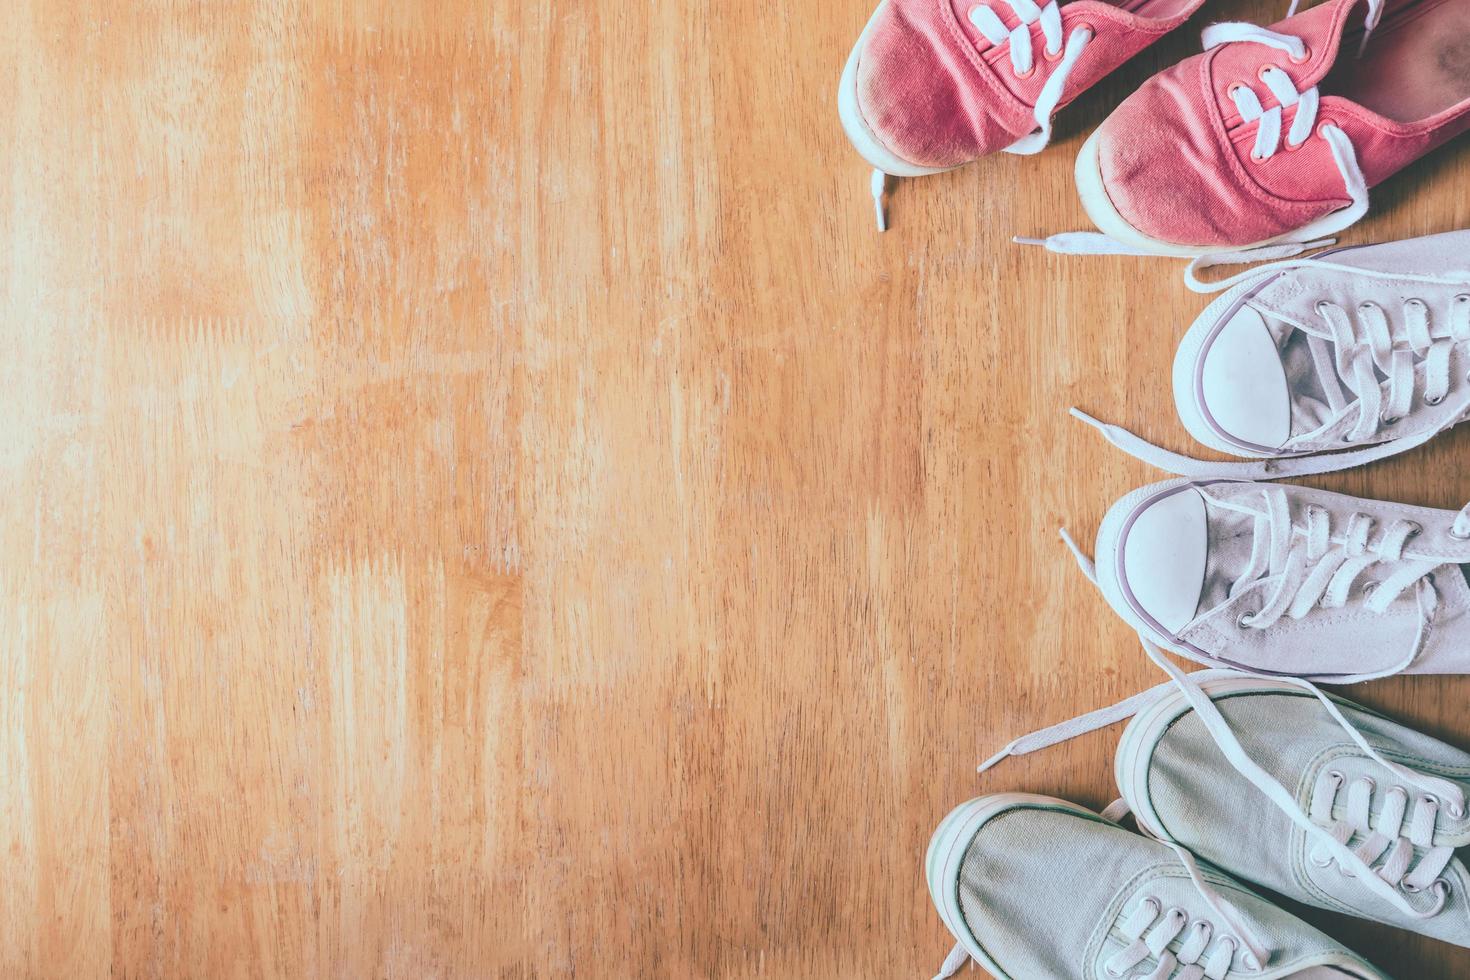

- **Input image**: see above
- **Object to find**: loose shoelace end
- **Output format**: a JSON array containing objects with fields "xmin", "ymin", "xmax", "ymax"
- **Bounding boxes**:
[
  {"xmin": 932, "ymin": 942, "xmax": 970, "ymax": 980},
  {"xmin": 871, "ymin": 169, "xmax": 888, "ymax": 232},
  {"xmin": 1058, "ymin": 527, "xmax": 1098, "ymax": 585}
]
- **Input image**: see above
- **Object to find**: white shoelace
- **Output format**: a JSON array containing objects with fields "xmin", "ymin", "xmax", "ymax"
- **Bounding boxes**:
[
  {"xmin": 1308, "ymin": 768, "xmax": 1458, "ymax": 899},
  {"xmin": 978, "ymin": 631, "xmax": 1467, "ymax": 926},
  {"xmin": 1105, "ymin": 895, "xmax": 1247, "ymax": 979},
  {"xmin": 1021, "ymin": 6, "xmax": 1383, "ymax": 281},
  {"xmin": 871, "ymin": 0, "xmax": 1092, "ymax": 230},
  {"xmin": 969, "ymin": 0, "xmax": 1095, "ymax": 156}
]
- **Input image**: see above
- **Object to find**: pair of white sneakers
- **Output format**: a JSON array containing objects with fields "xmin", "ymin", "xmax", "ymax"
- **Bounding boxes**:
[
  {"xmin": 1080, "ymin": 229, "xmax": 1470, "ymax": 683},
  {"xmin": 927, "ymin": 230, "xmax": 1470, "ymax": 977},
  {"xmin": 930, "ymin": 671, "xmax": 1470, "ymax": 979}
]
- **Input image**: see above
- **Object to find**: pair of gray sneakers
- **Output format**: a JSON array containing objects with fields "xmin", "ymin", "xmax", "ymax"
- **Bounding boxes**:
[{"xmin": 928, "ymin": 675, "xmax": 1470, "ymax": 979}]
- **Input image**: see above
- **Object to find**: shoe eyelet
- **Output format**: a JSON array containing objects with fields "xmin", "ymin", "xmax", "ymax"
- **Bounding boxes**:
[
  {"xmin": 1451, "ymin": 526, "xmax": 1470, "ymax": 540},
  {"xmin": 1314, "ymin": 300, "xmax": 1332, "ymax": 315},
  {"xmin": 1402, "ymin": 879, "xmax": 1423, "ymax": 893},
  {"xmin": 1310, "ymin": 850, "xmax": 1334, "ymax": 868},
  {"xmin": 1250, "ymin": 150, "xmax": 1267, "ymax": 163},
  {"xmin": 1328, "ymin": 769, "xmax": 1345, "ymax": 783},
  {"xmin": 1315, "ymin": 121, "xmax": 1334, "ymax": 139},
  {"xmin": 1290, "ymin": 44, "xmax": 1312, "ymax": 64},
  {"xmin": 1257, "ymin": 65, "xmax": 1276, "ymax": 82},
  {"xmin": 1237, "ymin": 610, "xmax": 1256, "ymax": 629},
  {"xmin": 1363, "ymin": 582, "xmax": 1378, "ymax": 599},
  {"xmin": 1014, "ymin": 64, "xmax": 1036, "ymax": 79},
  {"xmin": 1381, "ymin": 414, "xmax": 1400, "ymax": 426},
  {"xmin": 1405, "ymin": 520, "xmax": 1423, "ymax": 538},
  {"xmin": 1450, "ymin": 803, "xmax": 1466, "ymax": 819},
  {"xmin": 1228, "ymin": 82, "xmax": 1246, "ymax": 97},
  {"xmin": 1425, "ymin": 393, "xmax": 1445, "ymax": 406}
]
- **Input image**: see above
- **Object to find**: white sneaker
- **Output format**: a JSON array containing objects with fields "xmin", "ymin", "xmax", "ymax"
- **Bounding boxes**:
[
  {"xmin": 926, "ymin": 792, "xmax": 1389, "ymax": 978},
  {"xmin": 1074, "ymin": 231, "xmax": 1470, "ymax": 480},
  {"xmin": 1076, "ymin": 477, "xmax": 1470, "ymax": 682},
  {"xmin": 1114, "ymin": 674, "xmax": 1470, "ymax": 950}
]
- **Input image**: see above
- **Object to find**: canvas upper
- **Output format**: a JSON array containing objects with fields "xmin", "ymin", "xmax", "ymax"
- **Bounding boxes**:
[
  {"xmin": 1119, "ymin": 682, "xmax": 1470, "ymax": 949},
  {"xmin": 1087, "ymin": 0, "xmax": 1470, "ymax": 249},
  {"xmin": 1093, "ymin": 478, "xmax": 1470, "ymax": 681},
  {"xmin": 927, "ymin": 793, "xmax": 1389, "ymax": 978},
  {"xmin": 842, "ymin": 0, "xmax": 1206, "ymax": 171}
]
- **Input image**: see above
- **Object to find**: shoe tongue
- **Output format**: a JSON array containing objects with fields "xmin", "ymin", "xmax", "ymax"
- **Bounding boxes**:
[
  {"xmin": 1269, "ymin": 315, "xmax": 1339, "ymax": 438},
  {"xmin": 1200, "ymin": 496, "xmax": 1260, "ymax": 610}
]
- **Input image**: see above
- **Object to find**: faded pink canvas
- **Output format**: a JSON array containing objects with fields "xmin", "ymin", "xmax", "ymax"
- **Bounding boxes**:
[
  {"xmin": 841, "ymin": 0, "xmax": 1208, "ymax": 172},
  {"xmin": 1087, "ymin": 0, "xmax": 1470, "ymax": 249}
]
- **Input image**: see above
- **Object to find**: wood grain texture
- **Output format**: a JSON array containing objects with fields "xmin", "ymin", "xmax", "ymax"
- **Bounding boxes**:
[{"xmin": 1, "ymin": 0, "xmax": 1467, "ymax": 976}]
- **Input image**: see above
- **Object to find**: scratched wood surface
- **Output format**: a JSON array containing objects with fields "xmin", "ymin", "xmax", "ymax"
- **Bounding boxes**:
[{"xmin": 1, "ymin": 0, "xmax": 1468, "ymax": 976}]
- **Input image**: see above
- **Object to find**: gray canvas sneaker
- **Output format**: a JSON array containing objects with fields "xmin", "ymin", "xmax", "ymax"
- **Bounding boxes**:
[
  {"xmin": 926, "ymin": 792, "xmax": 1390, "ymax": 979},
  {"xmin": 1079, "ymin": 477, "xmax": 1470, "ymax": 682},
  {"xmin": 1072, "ymin": 231, "xmax": 1470, "ymax": 480},
  {"xmin": 1114, "ymin": 675, "xmax": 1470, "ymax": 950}
]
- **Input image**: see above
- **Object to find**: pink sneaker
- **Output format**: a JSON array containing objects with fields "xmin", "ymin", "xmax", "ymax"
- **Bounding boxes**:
[
  {"xmin": 838, "ymin": 0, "xmax": 1209, "ymax": 228},
  {"xmin": 1074, "ymin": 0, "xmax": 1470, "ymax": 256}
]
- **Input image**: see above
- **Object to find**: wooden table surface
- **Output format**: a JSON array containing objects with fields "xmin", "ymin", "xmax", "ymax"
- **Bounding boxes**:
[{"xmin": 3, "ymin": 0, "xmax": 1468, "ymax": 976}]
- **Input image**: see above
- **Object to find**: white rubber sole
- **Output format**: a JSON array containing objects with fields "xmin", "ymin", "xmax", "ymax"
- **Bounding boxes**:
[
  {"xmin": 924, "ymin": 793, "xmax": 1107, "ymax": 980},
  {"xmin": 837, "ymin": 2, "xmax": 960, "ymax": 178}
]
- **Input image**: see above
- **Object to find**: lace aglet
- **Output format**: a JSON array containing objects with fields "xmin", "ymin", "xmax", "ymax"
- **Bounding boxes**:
[
  {"xmin": 1013, "ymin": 236, "xmax": 1048, "ymax": 248},
  {"xmin": 977, "ymin": 740, "xmax": 1018, "ymax": 774},
  {"xmin": 1059, "ymin": 527, "xmax": 1099, "ymax": 585},
  {"xmin": 870, "ymin": 169, "xmax": 888, "ymax": 232},
  {"xmin": 1069, "ymin": 406, "xmax": 1107, "ymax": 430}
]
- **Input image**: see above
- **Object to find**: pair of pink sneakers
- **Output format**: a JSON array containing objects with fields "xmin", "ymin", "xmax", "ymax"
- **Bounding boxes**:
[{"xmin": 839, "ymin": 0, "xmax": 1470, "ymax": 257}]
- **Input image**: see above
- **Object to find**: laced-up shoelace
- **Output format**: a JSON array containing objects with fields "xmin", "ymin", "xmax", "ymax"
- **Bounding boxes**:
[
  {"xmin": 1216, "ymin": 486, "xmax": 1446, "ymax": 681},
  {"xmin": 932, "ymin": 787, "xmax": 1271, "ymax": 979},
  {"xmin": 1070, "ymin": 260, "xmax": 1470, "ymax": 480},
  {"xmin": 1308, "ymin": 768, "xmax": 1458, "ymax": 904},
  {"xmin": 1018, "ymin": 0, "xmax": 1383, "ymax": 281},
  {"xmin": 979, "ymin": 533, "xmax": 1469, "ymax": 929},
  {"xmin": 870, "ymin": 0, "xmax": 1093, "ymax": 230},
  {"xmin": 1105, "ymin": 897, "xmax": 1247, "ymax": 980}
]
